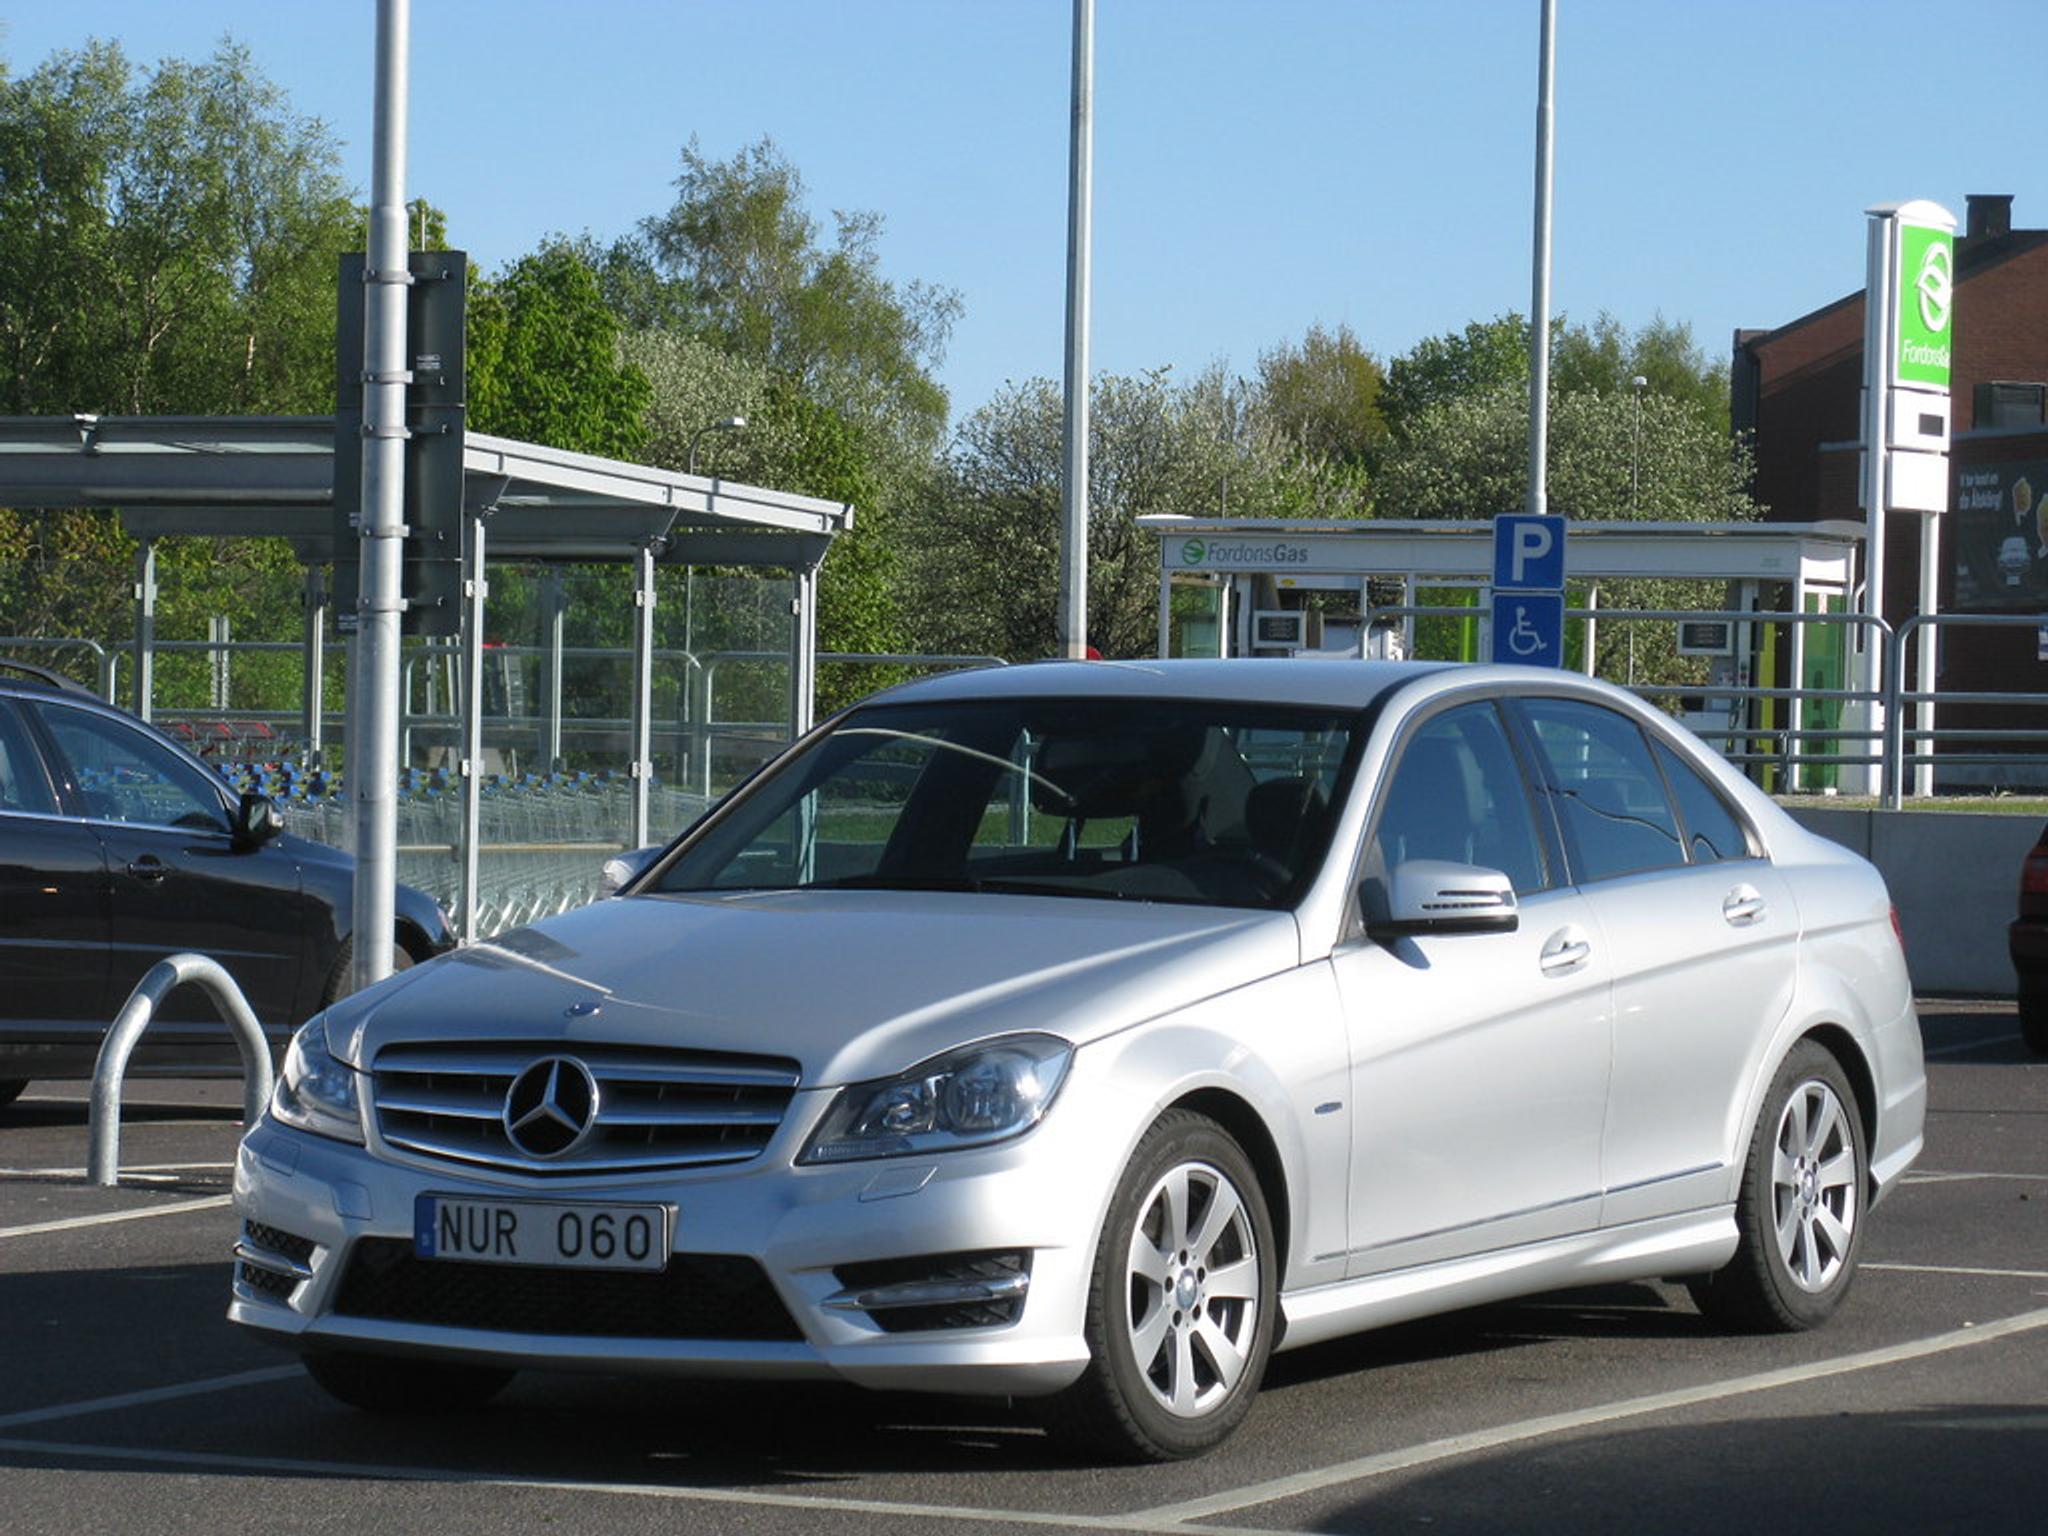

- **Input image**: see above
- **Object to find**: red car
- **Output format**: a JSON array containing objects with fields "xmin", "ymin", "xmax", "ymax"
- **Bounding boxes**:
[{"xmin": 2013, "ymin": 823, "xmax": 2048, "ymax": 1055}]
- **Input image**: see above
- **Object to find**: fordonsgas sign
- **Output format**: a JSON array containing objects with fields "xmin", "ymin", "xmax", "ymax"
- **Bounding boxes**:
[
  {"xmin": 1896, "ymin": 221, "xmax": 1954, "ymax": 390},
  {"xmin": 1177, "ymin": 538, "xmax": 1312, "ymax": 568}
]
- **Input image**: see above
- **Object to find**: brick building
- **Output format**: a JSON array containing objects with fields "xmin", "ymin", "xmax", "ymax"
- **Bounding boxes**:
[{"xmin": 1733, "ymin": 194, "xmax": 2048, "ymax": 782}]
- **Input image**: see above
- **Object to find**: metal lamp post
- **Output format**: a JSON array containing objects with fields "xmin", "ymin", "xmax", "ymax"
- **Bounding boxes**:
[
  {"xmin": 1630, "ymin": 374, "xmax": 1648, "ymax": 513},
  {"xmin": 688, "ymin": 415, "xmax": 747, "ymax": 476}
]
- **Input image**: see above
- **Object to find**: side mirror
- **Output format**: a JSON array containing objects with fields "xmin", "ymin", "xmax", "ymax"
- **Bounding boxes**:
[
  {"xmin": 1364, "ymin": 859, "xmax": 1518, "ymax": 940},
  {"xmin": 233, "ymin": 791, "xmax": 283, "ymax": 849},
  {"xmin": 601, "ymin": 844, "xmax": 662, "ymax": 896}
]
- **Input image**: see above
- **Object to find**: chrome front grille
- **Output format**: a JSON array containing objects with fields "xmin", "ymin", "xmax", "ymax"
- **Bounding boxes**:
[{"xmin": 370, "ymin": 1041, "xmax": 801, "ymax": 1175}]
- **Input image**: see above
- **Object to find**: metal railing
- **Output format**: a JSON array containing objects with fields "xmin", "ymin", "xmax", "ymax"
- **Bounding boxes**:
[{"xmin": 88, "ymin": 954, "xmax": 274, "ymax": 1187}]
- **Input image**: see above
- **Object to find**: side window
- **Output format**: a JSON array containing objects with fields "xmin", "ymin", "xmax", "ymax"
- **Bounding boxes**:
[
  {"xmin": 0, "ymin": 701, "xmax": 58, "ymax": 814},
  {"xmin": 1372, "ymin": 702, "xmax": 1548, "ymax": 895},
  {"xmin": 1653, "ymin": 740, "xmax": 1754, "ymax": 863},
  {"xmin": 31, "ymin": 704, "xmax": 231, "ymax": 833},
  {"xmin": 1520, "ymin": 698, "xmax": 1684, "ymax": 883}
]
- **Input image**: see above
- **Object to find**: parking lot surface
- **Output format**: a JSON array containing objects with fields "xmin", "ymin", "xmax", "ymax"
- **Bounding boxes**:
[{"xmin": 2, "ymin": 1001, "xmax": 2042, "ymax": 1535}]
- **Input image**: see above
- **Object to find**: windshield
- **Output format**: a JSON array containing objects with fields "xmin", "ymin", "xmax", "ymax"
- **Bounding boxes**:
[{"xmin": 650, "ymin": 697, "xmax": 1363, "ymax": 909}]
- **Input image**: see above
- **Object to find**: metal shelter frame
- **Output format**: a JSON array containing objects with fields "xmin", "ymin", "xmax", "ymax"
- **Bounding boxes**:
[{"xmin": 0, "ymin": 414, "xmax": 851, "ymax": 941}]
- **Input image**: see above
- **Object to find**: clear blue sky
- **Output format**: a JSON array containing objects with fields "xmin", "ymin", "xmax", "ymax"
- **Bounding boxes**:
[{"xmin": 4, "ymin": 1, "xmax": 2043, "ymax": 422}]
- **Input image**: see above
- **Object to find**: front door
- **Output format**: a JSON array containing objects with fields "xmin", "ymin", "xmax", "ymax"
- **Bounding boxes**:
[
  {"xmin": 31, "ymin": 701, "xmax": 306, "ymax": 1033},
  {"xmin": 1332, "ymin": 699, "xmax": 1613, "ymax": 1277}
]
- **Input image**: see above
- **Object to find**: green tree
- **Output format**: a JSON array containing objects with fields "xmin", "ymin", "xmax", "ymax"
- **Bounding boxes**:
[
  {"xmin": 0, "ymin": 39, "xmax": 357, "ymax": 679},
  {"xmin": 1382, "ymin": 314, "xmax": 1531, "ymax": 437},
  {"xmin": 467, "ymin": 241, "xmax": 651, "ymax": 458},
  {"xmin": 1254, "ymin": 322, "xmax": 1386, "ymax": 486},
  {"xmin": 639, "ymin": 137, "xmax": 961, "ymax": 468}
]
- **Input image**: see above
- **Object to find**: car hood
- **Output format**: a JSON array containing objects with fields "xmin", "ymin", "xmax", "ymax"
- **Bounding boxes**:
[{"xmin": 329, "ymin": 890, "xmax": 1300, "ymax": 1085}]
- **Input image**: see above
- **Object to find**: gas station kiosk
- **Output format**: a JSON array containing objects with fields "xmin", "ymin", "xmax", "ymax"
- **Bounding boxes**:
[{"xmin": 1143, "ymin": 515, "xmax": 1866, "ymax": 784}]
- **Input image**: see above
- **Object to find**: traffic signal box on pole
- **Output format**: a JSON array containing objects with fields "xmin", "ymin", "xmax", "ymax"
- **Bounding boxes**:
[{"xmin": 334, "ymin": 251, "xmax": 468, "ymax": 637}]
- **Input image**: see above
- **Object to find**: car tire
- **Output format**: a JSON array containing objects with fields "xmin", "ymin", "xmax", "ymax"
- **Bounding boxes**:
[
  {"xmin": 1689, "ymin": 1040, "xmax": 1866, "ymax": 1333},
  {"xmin": 0, "ymin": 1079, "xmax": 27, "ymax": 1109},
  {"xmin": 302, "ymin": 1350, "xmax": 513, "ymax": 1414},
  {"xmin": 1043, "ymin": 1109, "xmax": 1276, "ymax": 1462},
  {"xmin": 320, "ymin": 936, "xmax": 415, "ymax": 1009},
  {"xmin": 2020, "ymin": 993, "xmax": 2048, "ymax": 1057}
]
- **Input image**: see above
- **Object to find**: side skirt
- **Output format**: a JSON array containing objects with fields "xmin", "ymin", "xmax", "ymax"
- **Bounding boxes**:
[{"xmin": 1277, "ymin": 1207, "xmax": 1739, "ymax": 1352}]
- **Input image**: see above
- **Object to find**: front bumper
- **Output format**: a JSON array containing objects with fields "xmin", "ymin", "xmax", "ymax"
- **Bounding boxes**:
[{"xmin": 228, "ymin": 1087, "xmax": 1114, "ymax": 1398}]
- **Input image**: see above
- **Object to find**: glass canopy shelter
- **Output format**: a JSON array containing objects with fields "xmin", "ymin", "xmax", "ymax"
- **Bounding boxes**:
[{"xmin": 0, "ymin": 414, "xmax": 851, "ymax": 939}]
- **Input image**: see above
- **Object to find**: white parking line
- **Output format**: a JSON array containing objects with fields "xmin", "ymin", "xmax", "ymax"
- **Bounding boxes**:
[
  {"xmin": 1129, "ymin": 1305, "xmax": 2048, "ymax": 1526},
  {"xmin": 0, "ymin": 1367, "xmax": 302, "ymax": 1431},
  {"xmin": 0, "ymin": 1195, "xmax": 232, "ymax": 1239},
  {"xmin": 0, "ymin": 1437, "xmax": 1299, "ymax": 1536},
  {"xmin": 0, "ymin": 1163, "xmax": 234, "ymax": 1179},
  {"xmin": 1903, "ymin": 1169, "xmax": 2048, "ymax": 1184},
  {"xmin": 1924, "ymin": 1034, "xmax": 2020, "ymax": 1058},
  {"xmin": 1866, "ymin": 1261, "xmax": 2048, "ymax": 1279}
]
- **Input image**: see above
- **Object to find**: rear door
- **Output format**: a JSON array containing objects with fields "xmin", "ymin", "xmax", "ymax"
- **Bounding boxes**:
[
  {"xmin": 1513, "ymin": 697, "xmax": 1798, "ymax": 1227},
  {"xmin": 29, "ymin": 701, "xmax": 307, "ymax": 1031},
  {"xmin": 0, "ymin": 697, "xmax": 110, "ymax": 1030}
]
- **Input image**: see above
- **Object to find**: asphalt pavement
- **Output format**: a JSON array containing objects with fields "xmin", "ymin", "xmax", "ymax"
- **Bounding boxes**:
[{"xmin": 0, "ymin": 1000, "xmax": 2041, "ymax": 1535}]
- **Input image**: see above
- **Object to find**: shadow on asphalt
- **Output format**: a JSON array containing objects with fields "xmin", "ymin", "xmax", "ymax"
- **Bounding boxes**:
[{"xmin": 1315, "ymin": 1401, "xmax": 2048, "ymax": 1536}]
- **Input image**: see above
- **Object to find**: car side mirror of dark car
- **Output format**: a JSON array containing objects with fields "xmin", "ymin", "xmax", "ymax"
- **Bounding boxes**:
[
  {"xmin": 233, "ymin": 791, "xmax": 283, "ymax": 849},
  {"xmin": 1362, "ymin": 859, "xmax": 1519, "ymax": 940}
]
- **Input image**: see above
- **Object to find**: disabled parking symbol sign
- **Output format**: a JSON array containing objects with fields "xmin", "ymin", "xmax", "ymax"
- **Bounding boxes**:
[{"xmin": 1490, "ymin": 591, "xmax": 1564, "ymax": 668}]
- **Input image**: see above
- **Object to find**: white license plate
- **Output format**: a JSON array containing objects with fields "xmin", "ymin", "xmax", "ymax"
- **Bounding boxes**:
[{"xmin": 413, "ymin": 1194, "xmax": 671, "ymax": 1272}]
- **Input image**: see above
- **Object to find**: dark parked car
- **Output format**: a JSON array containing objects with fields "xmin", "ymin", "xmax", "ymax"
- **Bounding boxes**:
[
  {"xmin": 0, "ymin": 661, "xmax": 453, "ymax": 1105},
  {"xmin": 2011, "ymin": 821, "xmax": 2048, "ymax": 1056}
]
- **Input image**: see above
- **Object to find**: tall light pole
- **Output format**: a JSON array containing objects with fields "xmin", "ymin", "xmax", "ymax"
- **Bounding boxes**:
[
  {"xmin": 684, "ymin": 416, "xmax": 746, "ymax": 666},
  {"xmin": 1057, "ymin": 0, "xmax": 1094, "ymax": 660},
  {"xmin": 351, "ymin": 0, "xmax": 410, "ymax": 992},
  {"xmin": 1630, "ymin": 374, "xmax": 1648, "ymax": 513},
  {"xmin": 1525, "ymin": 0, "xmax": 1557, "ymax": 521}
]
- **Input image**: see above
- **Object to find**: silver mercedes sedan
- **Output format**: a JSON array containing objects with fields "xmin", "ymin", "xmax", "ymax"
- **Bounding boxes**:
[{"xmin": 230, "ymin": 660, "xmax": 1925, "ymax": 1460}]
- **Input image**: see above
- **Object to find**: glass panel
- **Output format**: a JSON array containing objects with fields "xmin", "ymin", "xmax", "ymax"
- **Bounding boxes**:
[
  {"xmin": 35, "ymin": 702, "xmax": 229, "ymax": 833},
  {"xmin": 655, "ymin": 698, "xmax": 1364, "ymax": 910},
  {"xmin": 1654, "ymin": 741, "xmax": 1753, "ymax": 864},
  {"xmin": 1522, "ymin": 697, "xmax": 1685, "ymax": 883},
  {"xmin": 1370, "ymin": 703, "xmax": 1549, "ymax": 895},
  {"xmin": 0, "ymin": 700, "xmax": 57, "ymax": 815}
]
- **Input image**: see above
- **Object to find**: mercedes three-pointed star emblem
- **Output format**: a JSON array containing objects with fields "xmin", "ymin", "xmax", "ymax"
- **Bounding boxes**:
[{"xmin": 502, "ymin": 1056, "xmax": 600, "ymax": 1159}]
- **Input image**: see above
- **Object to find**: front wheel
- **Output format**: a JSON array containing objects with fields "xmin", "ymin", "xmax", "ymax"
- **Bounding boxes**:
[
  {"xmin": 1044, "ymin": 1110, "xmax": 1276, "ymax": 1461},
  {"xmin": 303, "ymin": 1350, "xmax": 513, "ymax": 1413},
  {"xmin": 1689, "ymin": 1041, "xmax": 1866, "ymax": 1332}
]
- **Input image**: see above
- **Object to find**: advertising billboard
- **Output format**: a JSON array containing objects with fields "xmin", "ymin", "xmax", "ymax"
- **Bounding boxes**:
[{"xmin": 1954, "ymin": 461, "xmax": 2048, "ymax": 609}]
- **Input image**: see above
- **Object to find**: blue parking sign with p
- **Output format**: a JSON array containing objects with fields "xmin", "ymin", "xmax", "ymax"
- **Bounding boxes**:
[{"xmin": 1493, "ymin": 514, "xmax": 1566, "ymax": 591}]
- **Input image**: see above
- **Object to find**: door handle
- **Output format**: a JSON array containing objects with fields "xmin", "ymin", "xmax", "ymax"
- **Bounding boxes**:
[
  {"xmin": 1723, "ymin": 885, "xmax": 1766, "ymax": 926},
  {"xmin": 1539, "ymin": 928, "xmax": 1592, "ymax": 975},
  {"xmin": 126, "ymin": 856, "xmax": 169, "ymax": 884}
]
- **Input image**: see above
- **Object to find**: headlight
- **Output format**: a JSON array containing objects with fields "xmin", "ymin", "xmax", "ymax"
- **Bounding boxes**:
[
  {"xmin": 798, "ymin": 1034, "xmax": 1073, "ymax": 1165},
  {"xmin": 271, "ymin": 1017, "xmax": 365, "ymax": 1144}
]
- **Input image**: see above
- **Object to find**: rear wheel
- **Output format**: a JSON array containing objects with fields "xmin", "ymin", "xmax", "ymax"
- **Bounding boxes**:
[
  {"xmin": 0, "ymin": 1079, "xmax": 27, "ymax": 1109},
  {"xmin": 1689, "ymin": 1041, "xmax": 1866, "ymax": 1332},
  {"xmin": 2019, "ymin": 993, "xmax": 2048, "ymax": 1057},
  {"xmin": 1043, "ymin": 1109, "xmax": 1276, "ymax": 1461},
  {"xmin": 303, "ymin": 1350, "xmax": 513, "ymax": 1413}
]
